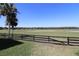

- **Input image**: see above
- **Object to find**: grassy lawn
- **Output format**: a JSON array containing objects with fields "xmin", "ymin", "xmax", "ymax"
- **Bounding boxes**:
[
  {"xmin": 0, "ymin": 40, "xmax": 79, "ymax": 56},
  {"xmin": 0, "ymin": 40, "xmax": 33, "ymax": 56},
  {"xmin": 0, "ymin": 29, "xmax": 79, "ymax": 56},
  {"xmin": 32, "ymin": 42, "xmax": 79, "ymax": 56}
]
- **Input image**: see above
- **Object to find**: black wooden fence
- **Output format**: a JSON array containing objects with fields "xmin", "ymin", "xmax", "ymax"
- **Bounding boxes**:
[{"xmin": 0, "ymin": 33, "xmax": 79, "ymax": 45}]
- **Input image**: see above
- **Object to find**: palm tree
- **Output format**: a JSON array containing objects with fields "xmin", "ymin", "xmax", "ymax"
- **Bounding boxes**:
[
  {"xmin": 0, "ymin": 3, "xmax": 18, "ymax": 38},
  {"xmin": 10, "ymin": 12, "xmax": 18, "ymax": 37}
]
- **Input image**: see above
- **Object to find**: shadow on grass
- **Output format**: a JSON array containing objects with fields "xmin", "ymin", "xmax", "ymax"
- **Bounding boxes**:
[{"xmin": 0, "ymin": 38, "xmax": 23, "ymax": 51}]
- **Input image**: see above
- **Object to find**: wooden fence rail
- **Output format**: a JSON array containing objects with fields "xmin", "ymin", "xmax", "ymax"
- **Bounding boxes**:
[
  {"xmin": 0, "ymin": 33, "xmax": 79, "ymax": 45},
  {"xmin": 31, "ymin": 35, "xmax": 79, "ymax": 45}
]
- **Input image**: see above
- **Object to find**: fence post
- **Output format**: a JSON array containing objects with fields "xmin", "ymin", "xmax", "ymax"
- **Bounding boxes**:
[
  {"xmin": 67, "ymin": 37, "xmax": 70, "ymax": 45},
  {"xmin": 33, "ymin": 35, "xmax": 35, "ymax": 41},
  {"xmin": 21, "ymin": 34, "xmax": 23, "ymax": 40},
  {"xmin": 48, "ymin": 36, "xmax": 50, "ymax": 42}
]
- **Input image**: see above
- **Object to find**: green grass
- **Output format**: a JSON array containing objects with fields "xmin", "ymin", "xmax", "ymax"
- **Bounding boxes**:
[
  {"xmin": 0, "ymin": 29, "xmax": 79, "ymax": 56},
  {"xmin": 0, "ymin": 40, "xmax": 33, "ymax": 56},
  {"xmin": 1, "ymin": 29, "xmax": 79, "ymax": 37},
  {"xmin": 32, "ymin": 42, "xmax": 79, "ymax": 56}
]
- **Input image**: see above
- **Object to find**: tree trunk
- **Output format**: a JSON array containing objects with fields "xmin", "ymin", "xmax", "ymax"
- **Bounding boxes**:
[
  {"xmin": 12, "ymin": 26, "xmax": 14, "ymax": 38},
  {"xmin": 8, "ymin": 23, "xmax": 10, "ymax": 38}
]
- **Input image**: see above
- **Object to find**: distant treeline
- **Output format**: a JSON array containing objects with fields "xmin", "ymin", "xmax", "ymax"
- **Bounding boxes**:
[{"xmin": 1, "ymin": 27, "xmax": 79, "ymax": 30}]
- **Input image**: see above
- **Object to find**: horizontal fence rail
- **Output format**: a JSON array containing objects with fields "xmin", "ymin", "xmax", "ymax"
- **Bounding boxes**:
[{"xmin": 0, "ymin": 33, "xmax": 79, "ymax": 46}]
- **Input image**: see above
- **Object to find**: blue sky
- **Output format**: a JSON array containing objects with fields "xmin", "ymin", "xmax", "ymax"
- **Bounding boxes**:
[{"xmin": 1, "ymin": 3, "xmax": 79, "ymax": 27}]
